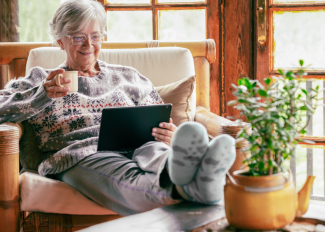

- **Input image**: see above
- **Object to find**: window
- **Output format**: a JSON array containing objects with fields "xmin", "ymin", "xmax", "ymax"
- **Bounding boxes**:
[
  {"xmin": 257, "ymin": 0, "xmax": 325, "ymax": 200},
  {"xmin": 103, "ymin": 0, "xmax": 207, "ymax": 41},
  {"xmin": 18, "ymin": 0, "xmax": 60, "ymax": 42}
]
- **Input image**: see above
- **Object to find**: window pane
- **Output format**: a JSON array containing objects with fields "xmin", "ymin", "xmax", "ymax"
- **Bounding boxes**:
[
  {"xmin": 296, "ymin": 146, "xmax": 307, "ymax": 191},
  {"xmin": 107, "ymin": 11, "xmax": 152, "ymax": 41},
  {"xmin": 158, "ymin": 9, "xmax": 206, "ymax": 40},
  {"xmin": 158, "ymin": 0, "xmax": 205, "ymax": 3},
  {"xmin": 312, "ymin": 80, "xmax": 324, "ymax": 137},
  {"xmin": 19, "ymin": 0, "xmax": 60, "ymax": 42},
  {"xmin": 298, "ymin": 80, "xmax": 324, "ymax": 137},
  {"xmin": 297, "ymin": 145, "xmax": 325, "ymax": 196},
  {"xmin": 273, "ymin": 0, "xmax": 325, "ymax": 4},
  {"xmin": 273, "ymin": 11, "xmax": 325, "ymax": 70},
  {"xmin": 105, "ymin": 0, "xmax": 150, "ymax": 4}
]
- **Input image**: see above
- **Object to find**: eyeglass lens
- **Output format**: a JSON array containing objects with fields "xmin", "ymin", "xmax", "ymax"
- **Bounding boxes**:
[{"xmin": 72, "ymin": 34, "xmax": 103, "ymax": 45}]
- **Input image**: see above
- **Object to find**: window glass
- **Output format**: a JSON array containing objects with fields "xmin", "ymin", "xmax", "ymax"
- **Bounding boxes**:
[
  {"xmin": 106, "ymin": 0, "xmax": 150, "ymax": 4},
  {"xmin": 273, "ymin": 0, "xmax": 325, "ymax": 4},
  {"xmin": 158, "ymin": 9, "xmax": 205, "ymax": 40},
  {"xmin": 157, "ymin": 0, "xmax": 205, "ymax": 3},
  {"xmin": 296, "ymin": 146, "xmax": 325, "ymax": 195},
  {"xmin": 19, "ymin": 0, "xmax": 60, "ymax": 42},
  {"xmin": 295, "ymin": 147, "xmax": 307, "ymax": 191},
  {"xmin": 273, "ymin": 10, "xmax": 325, "ymax": 70},
  {"xmin": 107, "ymin": 11, "xmax": 152, "ymax": 41},
  {"xmin": 312, "ymin": 80, "xmax": 324, "ymax": 137}
]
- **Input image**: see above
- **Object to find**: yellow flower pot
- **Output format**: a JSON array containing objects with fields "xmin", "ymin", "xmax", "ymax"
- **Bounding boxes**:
[{"xmin": 224, "ymin": 170, "xmax": 315, "ymax": 230}]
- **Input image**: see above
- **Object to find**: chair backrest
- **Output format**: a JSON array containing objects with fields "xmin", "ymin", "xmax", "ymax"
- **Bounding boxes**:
[{"xmin": 26, "ymin": 47, "xmax": 195, "ymax": 87}]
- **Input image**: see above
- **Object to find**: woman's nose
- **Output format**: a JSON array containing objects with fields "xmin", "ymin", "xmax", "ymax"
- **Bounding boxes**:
[{"xmin": 83, "ymin": 36, "xmax": 93, "ymax": 48}]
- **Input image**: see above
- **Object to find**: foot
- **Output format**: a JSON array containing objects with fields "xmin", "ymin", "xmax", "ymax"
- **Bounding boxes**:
[
  {"xmin": 168, "ymin": 122, "xmax": 209, "ymax": 186},
  {"xmin": 179, "ymin": 134, "xmax": 236, "ymax": 205}
]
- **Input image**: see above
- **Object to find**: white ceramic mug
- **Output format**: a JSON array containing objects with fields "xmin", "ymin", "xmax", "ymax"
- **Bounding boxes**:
[{"xmin": 54, "ymin": 71, "xmax": 78, "ymax": 92}]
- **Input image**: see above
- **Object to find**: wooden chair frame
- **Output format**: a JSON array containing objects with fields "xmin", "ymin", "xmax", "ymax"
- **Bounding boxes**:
[{"xmin": 0, "ymin": 40, "xmax": 231, "ymax": 232}]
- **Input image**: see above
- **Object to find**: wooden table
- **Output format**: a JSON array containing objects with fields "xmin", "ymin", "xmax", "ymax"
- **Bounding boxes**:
[{"xmin": 76, "ymin": 201, "xmax": 325, "ymax": 232}]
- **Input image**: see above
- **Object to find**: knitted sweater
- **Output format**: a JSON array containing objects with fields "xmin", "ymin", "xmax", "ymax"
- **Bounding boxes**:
[{"xmin": 0, "ymin": 60, "xmax": 163, "ymax": 176}]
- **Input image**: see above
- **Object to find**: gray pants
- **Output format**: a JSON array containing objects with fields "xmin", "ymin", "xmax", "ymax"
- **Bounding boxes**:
[{"xmin": 54, "ymin": 141, "xmax": 181, "ymax": 216}]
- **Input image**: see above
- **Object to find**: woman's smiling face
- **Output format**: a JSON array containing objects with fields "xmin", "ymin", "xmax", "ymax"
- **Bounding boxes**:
[{"xmin": 58, "ymin": 20, "xmax": 102, "ymax": 71}]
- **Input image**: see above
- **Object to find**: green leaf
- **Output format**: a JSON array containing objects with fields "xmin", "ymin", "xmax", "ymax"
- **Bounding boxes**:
[
  {"xmin": 286, "ymin": 71, "xmax": 294, "ymax": 78},
  {"xmin": 301, "ymin": 89, "xmax": 308, "ymax": 95},
  {"xmin": 264, "ymin": 78, "xmax": 271, "ymax": 85},
  {"xmin": 238, "ymin": 79, "xmax": 243, "ymax": 86},
  {"xmin": 258, "ymin": 162, "xmax": 265, "ymax": 171},
  {"xmin": 300, "ymin": 129, "xmax": 307, "ymax": 134},
  {"xmin": 267, "ymin": 140, "xmax": 273, "ymax": 149},
  {"xmin": 258, "ymin": 89, "xmax": 267, "ymax": 98},
  {"xmin": 299, "ymin": 60, "xmax": 304, "ymax": 67},
  {"xmin": 278, "ymin": 69, "xmax": 284, "ymax": 75},
  {"xmin": 296, "ymin": 70, "xmax": 305, "ymax": 76},
  {"xmin": 300, "ymin": 106, "xmax": 307, "ymax": 111},
  {"xmin": 244, "ymin": 78, "xmax": 252, "ymax": 89}
]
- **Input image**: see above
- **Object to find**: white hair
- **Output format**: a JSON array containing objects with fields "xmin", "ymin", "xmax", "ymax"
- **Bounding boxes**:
[{"xmin": 48, "ymin": 0, "xmax": 106, "ymax": 44}]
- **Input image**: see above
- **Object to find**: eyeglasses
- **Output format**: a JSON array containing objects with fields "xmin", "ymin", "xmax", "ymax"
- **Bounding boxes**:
[{"xmin": 66, "ymin": 33, "xmax": 104, "ymax": 45}]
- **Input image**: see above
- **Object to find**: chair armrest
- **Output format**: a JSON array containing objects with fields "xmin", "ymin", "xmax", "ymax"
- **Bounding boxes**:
[
  {"xmin": 195, "ymin": 106, "xmax": 231, "ymax": 138},
  {"xmin": 1, "ymin": 122, "xmax": 24, "ymax": 140},
  {"xmin": 0, "ymin": 122, "xmax": 21, "ymax": 232}
]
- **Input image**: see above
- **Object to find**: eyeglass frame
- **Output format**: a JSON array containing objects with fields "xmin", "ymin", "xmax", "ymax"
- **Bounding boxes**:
[{"xmin": 66, "ymin": 33, "xmax": 106, "ymax": 45}]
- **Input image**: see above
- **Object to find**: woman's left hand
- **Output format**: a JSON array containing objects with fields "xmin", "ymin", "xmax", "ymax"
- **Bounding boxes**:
[{"xmin": 152, "ymin": 118, "xmax": 177, "ymax": 146}]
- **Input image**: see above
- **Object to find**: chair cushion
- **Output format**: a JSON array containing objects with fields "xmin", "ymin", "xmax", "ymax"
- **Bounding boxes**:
[
  {"xmin": 26, "ymin": 47, "xmax": 195, "ymax": 87},
  {"xmin": 156, "ymin": 75, "xmax": 196, "ymax": 127},
  {"xmin": 20, "ymin": 171, "xmax": 117, "ymax": 215}
]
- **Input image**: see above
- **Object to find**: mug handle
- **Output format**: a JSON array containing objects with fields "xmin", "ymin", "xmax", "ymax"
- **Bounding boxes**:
[{"xmin": 54, "ymin": 74, "xmax": 64, "ymax": 87}]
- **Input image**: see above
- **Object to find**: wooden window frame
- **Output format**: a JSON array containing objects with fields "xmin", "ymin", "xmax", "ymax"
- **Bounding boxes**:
[
  {"xmin": 99, "ymin": 0, "xmax": 208, "ymax": 40},
  {"xmin": 256, "ymin": 0, "xmax": 325, "ymax": 83}
]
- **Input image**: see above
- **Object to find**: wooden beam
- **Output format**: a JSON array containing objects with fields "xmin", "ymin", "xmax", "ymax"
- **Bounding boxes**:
[
  {"xmin": 0, "ymin": 0, "xmax": 19, "ymax": 42},
  {"xmin": 207, "ymin": 0, "xmax": 221, "ymax": 115},
  {"xmin": 255, "ymin": 0, "xmax": 270, "ymax": 83},
  {"xmin": 224, "ymin": 0, "xmax": 253, "ymax": 118}
]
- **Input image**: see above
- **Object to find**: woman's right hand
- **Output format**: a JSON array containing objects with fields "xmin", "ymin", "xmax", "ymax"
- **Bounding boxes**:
[{"xmin": 43, "ymin": 69, "xmax": 71, "ymax": 98}]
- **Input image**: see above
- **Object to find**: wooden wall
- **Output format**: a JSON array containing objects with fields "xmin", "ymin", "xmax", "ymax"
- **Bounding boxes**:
[
  {"xmin": 0, "ymin": 0, "xmax": 19, "ymax": 90},
  {"xmin": 223, "ymin": 0, "xmax": 254, "ymax": 118},
  {"xmin": 0, "ymin": 0, "xmax": 19, "ymax": 42},
  {"xmin": 208, "ymin": 0, "xmax": 254, "ymax": 118}
]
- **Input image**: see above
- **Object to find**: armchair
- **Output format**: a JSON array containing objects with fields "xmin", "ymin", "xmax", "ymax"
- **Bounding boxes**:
[{"xmin": 0, "ymin": 40, "xmax": 231, "ymax": 232}]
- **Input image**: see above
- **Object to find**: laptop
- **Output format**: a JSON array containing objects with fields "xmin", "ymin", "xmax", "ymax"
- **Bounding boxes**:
[{"xmin": 97, "ymin": 104, "xmax": 172, "ymax": 153}]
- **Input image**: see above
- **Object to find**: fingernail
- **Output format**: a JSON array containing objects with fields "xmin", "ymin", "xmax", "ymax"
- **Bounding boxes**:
[
  {"xmin": 152, "ymin": 133, "xmax": 156, "ymax": 136},
  {"xmin": 153, "ymin": 128, "xmax": 156, "ymax": 132},
  {"xmin": 160, "ymin": 123, "xmax": 163, "ymax": 127},
  {"xmin": 64, "ymin": 78, "xmax": 71, "ymax": 82},
  {"xmin": 64, "ymin": 87, "xmax": 69, "ymax": 91}
]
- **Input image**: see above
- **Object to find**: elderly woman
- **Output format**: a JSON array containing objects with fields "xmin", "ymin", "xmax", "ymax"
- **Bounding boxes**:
[{"xmin": 0, "ymin": 0, "xmax": 235, "ymax": 215}]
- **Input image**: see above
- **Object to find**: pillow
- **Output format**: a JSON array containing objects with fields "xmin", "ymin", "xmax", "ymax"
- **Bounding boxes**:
[{"xmin": 155, "ymin": 75, "xmax": 196, "ymax": 127}]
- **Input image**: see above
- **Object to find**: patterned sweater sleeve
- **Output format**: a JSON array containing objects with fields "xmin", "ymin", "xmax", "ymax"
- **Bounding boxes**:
[
  {"xmin": 0, "ymin": 67, "xmax": 53, "ymax": 124},
  {"xmin": 134, "ymin": 72, "xmax": 164, "ymax": 106}
]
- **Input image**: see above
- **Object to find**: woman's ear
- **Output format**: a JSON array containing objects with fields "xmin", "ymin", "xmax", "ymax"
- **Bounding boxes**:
[{"xmin": 57, "ymin": 39, "xmax": 64, "ymax": 50}]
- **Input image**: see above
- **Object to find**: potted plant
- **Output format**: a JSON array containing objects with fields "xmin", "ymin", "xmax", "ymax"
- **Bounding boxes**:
[{"xmin": 224, "ymin": 60, "xmax": 319, "ymax": 230}]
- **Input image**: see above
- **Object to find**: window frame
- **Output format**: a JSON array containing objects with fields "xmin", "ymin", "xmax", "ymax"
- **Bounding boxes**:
[{"xmin": 100, "ymin": 0, "xmax": 208, "ymax": 40}]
